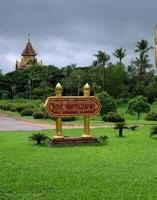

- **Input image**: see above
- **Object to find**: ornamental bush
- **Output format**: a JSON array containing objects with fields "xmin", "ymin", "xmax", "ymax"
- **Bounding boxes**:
[
  {"xmin": 150, "ymin": 125, "xmax": 157, "ymax": 139},
  {"xmin": 102, "ymin": 112, "xmax": 125, "ymax": 122},
  {"xmin": 9, "ymin": 105, "xmax": 17, "ymax": 112},
  {"xmin": 15, "ymin": 104, "xmax": 27, "ymax": 113},
  {"xmin": 20, "ymin": 107, "xmax": 35, "ymax": 116},
  {"xmin": 97, "ymin": 92, "xmax": 117, "ymax": 116},
  {"xmin": 1, "ymin": 104, "xmax": 11, "ymax": 111},
  {"xmin": 33, "ymin": 111, "xmax": 47, "ymax": 119},
  {"xmin": 128, "ymin": 96, "xmax": 151, "ymax": 120},
  {"xmin": 145, "ymin": 112, "xmax": 157, "ymax": 121}
]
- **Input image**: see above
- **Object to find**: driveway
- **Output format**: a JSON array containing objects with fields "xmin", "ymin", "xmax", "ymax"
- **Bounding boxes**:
[{"xmin": 0, "ymin": 115, "xmax": 90, "ymax": 131}]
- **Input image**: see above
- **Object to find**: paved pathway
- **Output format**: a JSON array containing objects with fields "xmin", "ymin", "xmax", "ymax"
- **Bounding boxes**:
[{"xmin": 0, "ymin": 115, "xmax": 108, "ymax": 131}]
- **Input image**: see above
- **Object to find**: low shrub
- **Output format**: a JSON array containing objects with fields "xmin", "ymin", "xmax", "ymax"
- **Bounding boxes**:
[
  {"xmin": 20, "ymin": 107, "xmax": 35, "ymax": 116},
  {"xmin": 62, "ymin": 117, "xmax": 77, "ymax": 122},
  {"xmin": 145, "ymin": 112, "xmax": 157, "ymax": 121},
  {"xmin": 150, "ymin": 125, "xmax": 157, "ymax": 139},
  {"xmin": 102, "ymin": 112, "xmax": 125, "ymax": 122},
  {"xmin": 98, "ymin": 135, "xmax": 108, "ymax": 144},
  {"xmin": 15, "ymin": 104, "xmax": 27, "ymax": 113},
  {"xmin": 33, "ymin": 111, "xmax": 47, "ymax": 119},
  {"xmin": 130, "ymin": 125, "xmax": 138, "ymax": 130},
  {"xmin": 1, "ymin": 104, "xmax": 11, "ymax": 111},
  {"xmin": 10, "ymin": 105, "xmax": 17, "ymax": 112}
]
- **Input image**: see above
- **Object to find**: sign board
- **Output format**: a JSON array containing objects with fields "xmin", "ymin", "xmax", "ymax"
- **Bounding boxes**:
[{"xmin": 45, "ymin": 96, "xmax": 101, "ymax": 117}]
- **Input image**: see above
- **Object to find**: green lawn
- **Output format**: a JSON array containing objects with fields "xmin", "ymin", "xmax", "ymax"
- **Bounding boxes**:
[{"xmin": 1, "ymin": 127, "xmax": 157, "ymax": 200}]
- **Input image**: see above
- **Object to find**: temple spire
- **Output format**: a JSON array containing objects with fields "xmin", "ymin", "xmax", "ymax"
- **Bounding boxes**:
[
  {"xmin": 28, "ymin": 33, "xmax": 31, "ymax": 42},
  {"xmin": 21, "ymin": 34, "xmax": 37, "ymax": 56},
  {"xmin": 16, "ymin": 35, "xmax": 42, "ymax": 70}
]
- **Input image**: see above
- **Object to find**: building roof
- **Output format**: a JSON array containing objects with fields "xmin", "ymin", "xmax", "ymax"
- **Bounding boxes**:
[{"xmin": 21, "ymin": 38, "xmax": 37, "ymax": 56}]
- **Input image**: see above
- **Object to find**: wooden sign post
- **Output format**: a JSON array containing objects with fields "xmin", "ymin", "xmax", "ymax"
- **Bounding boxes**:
[{"xmin": 44, "ymin": 82, "xmax": 101, "ymax": 145}]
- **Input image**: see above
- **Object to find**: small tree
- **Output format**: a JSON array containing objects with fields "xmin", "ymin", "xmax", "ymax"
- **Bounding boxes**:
[
  {"xmin": 128, "ymin": 96, "xmax": 150, "ymax": 120},
  {"xmin": 97, "ymin": 92, "xmax": 117, "ymax": 116},
  {"xmin": 114, "ymin": 122, "xmax": 128, "ymax": 137}
]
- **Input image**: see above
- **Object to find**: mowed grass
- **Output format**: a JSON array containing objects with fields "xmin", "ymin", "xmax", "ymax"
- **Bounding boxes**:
[{"xmin": 1, "ymin": 127, "xmax": 157, "ymax": 200}]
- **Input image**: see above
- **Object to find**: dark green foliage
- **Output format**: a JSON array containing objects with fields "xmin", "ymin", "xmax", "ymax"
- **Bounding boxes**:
[
  {"xmin": 114, "ymin": 122, "xmax": 128, "ymax": 137},
  {"xmin": 32, "ymin": 87, "xmax": 54, "ymax": 100},
  {"xmin": 105, "ymin": 64, "xmax": 127, "ymax": 98},
  {"xmin": 0, "ymin": 89, "xmax": 10, "ymax": 99},
  {"xmin": 20, "ymin": 107, "xmax": 35, "ymax": 116},
  {"xmin": 113, "ymin": 48, "xmax": 127, "ymax": 64},
  {"xmin": 130, "ymin": 125, "xmax": 138, "ymax": 130},
  {"xmin": 15, "ymin": 104, "xmax": 27, "ymax": 113},
  {"xmin": 98, "ymin": 135, "xmax": 108, "ymax": 144},
  {"xmin": 102, "ymin": 112, "xmax": 125, "ymax": 122},
  {"xmin": 32, "ymin": 111, "xmax": 47, "ymax": 119},
  {"xmin": 0, "ymin": 38, "xmax": 155, "ymax": 103},
  {"xmin": 150, "ymin": 126, "xmax": 157, "ymax": 139},
  {"xmin": 0, "ymin": 104, "xmax": 11, "ymax": 111},
  {"xmin": 9, "ymin": 105, "xmax": 17, "ymax": 112},
  {"xmin": 29, "ymin": 133, "xmax": 49, "ymax": 145},
  {"xmin": 128, "ymin": 96, "xmax": 151, "ymax": 120},
  {"xmin": 145, "ymin": 83, "xmax": 157, "ymax": 104},
  {"xmin": 145, "ymin": 112, "xmax": 157, "ymax": 121},
  {"xmin": 97, "ymin": 92, "xmax": 117, "ymax": 116},
  {"xmin": 62, "ymin": 117, "xmax": 77, "ymax": 122}
]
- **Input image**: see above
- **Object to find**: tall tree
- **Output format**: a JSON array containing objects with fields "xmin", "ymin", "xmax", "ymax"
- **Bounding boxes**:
[
  {"xmin": 135, "ymin": 40, "xmax": 153, "ymax": 54},
  {"xmin": 113, "ymin": 48, "xmax": 127, "ymax": 64},
  {"xmin": 134, "ymin": 39, "xmax": 153, "ymax": 84},
  {"xmin": 93, "ymin": 50, "xmax": 110, "ymax": 91}
]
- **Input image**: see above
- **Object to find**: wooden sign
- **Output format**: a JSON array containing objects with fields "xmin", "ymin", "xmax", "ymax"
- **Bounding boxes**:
[{"xmin": 45, "ymin": 96, "xmax": 101, "ymax": 117}]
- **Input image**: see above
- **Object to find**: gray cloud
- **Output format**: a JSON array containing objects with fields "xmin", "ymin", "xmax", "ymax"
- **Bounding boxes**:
[{"xmin": 0, "ymin": 0, "xmax": 156, "ymax": 73}]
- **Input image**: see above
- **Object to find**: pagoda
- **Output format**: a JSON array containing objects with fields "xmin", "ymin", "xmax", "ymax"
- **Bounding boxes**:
[{"xmin": 16, "ymin": 34, "xmax": 42, "ymax": 70}]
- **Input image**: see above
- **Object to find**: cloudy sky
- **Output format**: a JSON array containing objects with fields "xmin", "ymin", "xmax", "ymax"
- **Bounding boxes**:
[{"xmin": 0, "ymin": 0, "xmax": 156, "ymax": 73}]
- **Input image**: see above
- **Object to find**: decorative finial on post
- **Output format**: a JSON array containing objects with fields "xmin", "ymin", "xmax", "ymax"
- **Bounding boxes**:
[
  {"xmin": 55, "ymin": 83, "xmax": 63, "ymax": 97},
  {"xmin": 28, "ymin": 33, "xmax": 31, "ymax": 42},
  {"xmin": 83, "ymin": 83, "xmax": 90, "ymax": 97}
]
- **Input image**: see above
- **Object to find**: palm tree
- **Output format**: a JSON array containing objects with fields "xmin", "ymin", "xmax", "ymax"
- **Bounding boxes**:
[
  {"xmin": 114, "ymin": 122, "xmax": 128, "ymax": 137},
  {"xmin": 94, "ymin": 50, "xmax": 110, "ymax": 68},
  {"xmin": 93, "ymin": 50, "xmax": 110, "ymax": 91},
  {"xmin": 134, "ymin": 40, "xmax": 153, "ymax": 84},
  {"xmin": 113, "ymin": 48, "xmax": 127, "ymax": 64},
  {"xmin": 135, "ymin": 40, "xmax": 153, "ymax": 55},
  {"xmin": 134, "ymin": 53, "xmax": 152, "ymax": 82},
  {"xmin": 29, "ymin": 133, "xmax": 49, "ymax": 145}
]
